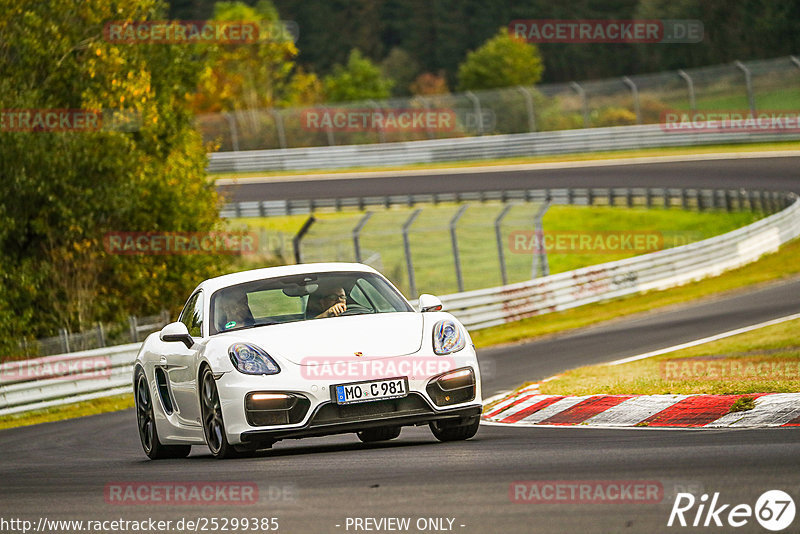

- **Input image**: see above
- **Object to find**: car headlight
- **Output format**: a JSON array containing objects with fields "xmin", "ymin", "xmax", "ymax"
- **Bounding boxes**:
[
  {"xmin": 433, "ymin": 320, "xmax": 465, "ymax": 355},
  {"xmin": 228, "ymin": 343, "xmax": 280, "ymax": 375}
]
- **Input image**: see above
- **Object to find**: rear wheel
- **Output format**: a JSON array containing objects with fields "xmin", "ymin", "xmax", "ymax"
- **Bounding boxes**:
[
  {"xmin": 134, "ymin": 369, "xmax": 191, "ymax": 459},
  {"xmin": 200, "ymin": 367, "xmax": 241, "ymax": 459},
  {"xmin": 429, "ymin": 416, "xmax": 480, "ymax": 442},
  {"xmin": 357, "ymin": 426, "xmax": 401, "ymax": 443}
]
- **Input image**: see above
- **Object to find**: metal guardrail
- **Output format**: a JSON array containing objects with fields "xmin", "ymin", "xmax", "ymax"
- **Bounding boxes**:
[
  {"xmin": 437, "ymin": 192, "xmax": 800, "ymax": 330},
  {"xmin": 221, "ymin": 187, "xmax": 786, "ymax": 219},
  {"xmin": 2, "ymin": 191, "xmax": 798, "ymax": 415},
  {"xmin": 208, "ymin": 124, "xmax": 800, "ymax": 173}
]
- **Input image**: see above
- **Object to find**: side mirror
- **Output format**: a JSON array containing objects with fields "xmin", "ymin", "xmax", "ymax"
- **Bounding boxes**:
[
  {"xmin": 418, "ymin": 294, "xmax": 443, "ymax": 312},
  {"xmin": 159, "ymin": 321, "xmax": 194, "ymax": 349}
]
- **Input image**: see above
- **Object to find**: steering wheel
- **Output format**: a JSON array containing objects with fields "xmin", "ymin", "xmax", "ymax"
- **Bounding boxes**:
[{"xmin": 339, "ymin": 304, "xmax": 373, "ymax": 316}]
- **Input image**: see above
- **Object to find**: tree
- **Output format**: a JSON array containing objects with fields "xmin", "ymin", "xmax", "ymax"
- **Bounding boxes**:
[
  {"xmin": 410, "ymin": 72, "xmax": 450, "ymax": 96},
  {"xmin": 381, "ymin": 47, "xmax": 419, "ymax": 97},
  {"xmin": 191, "ymin": 0, "xmax": 323, "ymax": 112},
  {"xmin": 323, "ymin": 49, "xmax": 394, "ymax": 102},
  {"xmin": 457, "ymin": 28, "xmax": 544, "ymax": 91},
  {"xmin": 0, "ymin": 0, "xmax": 226, "ymax": 354}
]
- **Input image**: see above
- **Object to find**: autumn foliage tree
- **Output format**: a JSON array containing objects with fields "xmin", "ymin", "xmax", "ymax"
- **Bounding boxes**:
[{"xmin": 0, "ymin": 0, "xmax": 228, "ymax": 354}]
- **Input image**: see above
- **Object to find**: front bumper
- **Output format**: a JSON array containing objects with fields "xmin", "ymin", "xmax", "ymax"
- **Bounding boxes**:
[{"xmin": 240, "ymin": 395, "xmax": 482, "ymax": 444}]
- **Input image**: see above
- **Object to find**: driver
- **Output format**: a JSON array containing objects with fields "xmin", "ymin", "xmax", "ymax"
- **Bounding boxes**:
[
  {"xmin": 309, "ymin": 285, "xmax": 347, "ymax": 319},
  {"xmin": 217, "ymin": 289, "xmax": 254, "ymax": 330}
]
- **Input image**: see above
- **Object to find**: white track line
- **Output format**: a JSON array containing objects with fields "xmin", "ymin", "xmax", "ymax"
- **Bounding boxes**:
[{"xmin": 607, "ymin": 312, "xmax": 800, "ymax": 366}]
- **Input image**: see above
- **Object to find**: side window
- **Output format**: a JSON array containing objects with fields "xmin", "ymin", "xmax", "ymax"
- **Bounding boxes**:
[
  {"xmin": 356, "ymin": 278, "xmax": 396, "ymax": 312},
  {"xmin": 179, "ymin": 291, "xmax": 203, "ymax": 337}
]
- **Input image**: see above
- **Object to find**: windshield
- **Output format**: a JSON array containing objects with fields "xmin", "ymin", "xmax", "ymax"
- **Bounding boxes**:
[{"xmin": 209, "ymin": 271, "xmax": 412, "ymax": 335}]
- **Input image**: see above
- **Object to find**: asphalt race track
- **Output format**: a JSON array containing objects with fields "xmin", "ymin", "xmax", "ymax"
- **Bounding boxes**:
[
  {"xmin": 2, "ymin": 155, "xmax": 799, "ymax": 533},
  {"xmin": 216, "ymin": 155, "xmax": 800, "ymax": 202}
]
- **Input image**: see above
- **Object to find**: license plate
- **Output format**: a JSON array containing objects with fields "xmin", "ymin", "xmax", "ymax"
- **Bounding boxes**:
[{"xmin": 333, "ymin": 377, "xmax": 408, "ymax": 405}]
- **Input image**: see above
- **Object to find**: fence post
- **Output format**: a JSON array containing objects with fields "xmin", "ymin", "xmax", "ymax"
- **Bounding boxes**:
[
  {"xmin": 677, "ymin": 69, "xmax": 696, "ymax": 113},
  {"xmin": 128, "ymin": 316, "xmax": 138, "ymax": 343},
  {"xmin": 533, "ymin": 197, "xmax": 551, "ymax": 279},
  {"xmin": 517, "ymin": 86, "xmax": 537, "ymax": 132},
  {"xmin": 663, "ymin": 188, "xmax": 671, "ymax": 209},
  {"xmin": 96, "ymin": 323, "xmax": 106, "ymax": 347},
  {"xmin": 293, "ymin": 215, "xmax": 316, "ymax": 264},
  {"xmin": 323, "ymin": 106, "xmax": 335, "ymax": 146},
  {"xmin": 450, "ymin": 204, "xmax": 469, "ymax": 292},
  {"xmin": 792, "ymin": 56, "xmax": 800, "ymax": 70},
  {"xmin": 734, "ymin": 60, "xmax": 757, "ymax": 115},
  {"xmin": 570, "ymin": 82, "xmax": 590, "ymax": 128},
  {"xmin": 224, "ymin": 112, "xmax": 240, "ymax": 152},
  {"xmin": 646, "ymin": 188, "xmax": 653, "ymax": 208},
  {"xmin": 681, "ymin": 189, "xmax": 689, "ymax": 210},
  {"xmin": 352, "ymin": 211, "xmax": 373, "ymax": 263},
  {"xmin": 270, "ymin": 109, "xmax": 287, "ymax": 149},
  {"xmin": 465, "ymin": 91, "xmax": 484, "ymax": 135},
  {"xmin": 622, "ymin": 76, "xmax": 642, "ymax": 124},
  {"xmin": 59, "ymin": 327, "xmax": 71, "ymax": 354},
  {"xmin": 402, "ymin": 209, "xmax": 422, "ymax": 298},
  {"xmin": 495, "ymin": 204, "xmax": 514, "ymax": 286},
  {"xmin": 626, "ymin": 188, "xmax": 633, "ymax": 208},
  {"xmin": 367, "ymin": 100, "xmax": 386, "ymax": 143}
]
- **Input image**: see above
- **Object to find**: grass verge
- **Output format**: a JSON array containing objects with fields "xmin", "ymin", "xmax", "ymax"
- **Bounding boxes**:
[
  {"xmin": 210, "ymin": 140, "xmax": 800, "ymax": 180},
  {"xmin": 0, "ymin": 394, "xmax": 133, "ymax": 430},
  {"xmin": 538, "ymin": 319, "xmax": 800, "ymax": 396},
  {"xmin": 470, "ymin": 237, "xmax": 800, "ymax": 348}
]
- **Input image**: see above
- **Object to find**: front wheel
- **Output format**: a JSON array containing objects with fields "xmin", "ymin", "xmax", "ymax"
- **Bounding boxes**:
[
  {"xmin": 200, "ymin": 367, "xmax": 241, "ymax": 459},
  {"xmin": 134, "ymin": 369, "xmax": 191, "ymax": 460},
  {"xmin": 429, "ymin": 416, "xmax": 480, "ymax": 442}
]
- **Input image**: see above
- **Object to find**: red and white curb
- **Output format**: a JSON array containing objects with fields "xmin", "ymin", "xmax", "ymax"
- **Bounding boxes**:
[{"xmin": 482, "ymin": 389, "xmax": 800, "ymax": 428}]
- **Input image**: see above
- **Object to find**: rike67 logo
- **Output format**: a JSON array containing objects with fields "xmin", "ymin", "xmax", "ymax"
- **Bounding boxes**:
[{"xmin": 668, "ymin": 490, "xmax": 795, "ymax": 531}]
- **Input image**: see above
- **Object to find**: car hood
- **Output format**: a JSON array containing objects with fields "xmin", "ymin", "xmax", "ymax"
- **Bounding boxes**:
[{"xmin": 222, "ymin": 312, "xmax": 425, "ymax": 365}]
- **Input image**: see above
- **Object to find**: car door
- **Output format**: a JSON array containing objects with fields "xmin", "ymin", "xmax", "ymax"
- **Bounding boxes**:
[{"xmin": 164, "ymin": 290, "xmax": 204, "ymax": 428}]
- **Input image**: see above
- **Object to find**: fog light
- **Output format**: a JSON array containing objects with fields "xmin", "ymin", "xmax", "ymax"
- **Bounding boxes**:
[{"xmin": 426, "ymin": 367, "xmax": 475, "ymax": 407}]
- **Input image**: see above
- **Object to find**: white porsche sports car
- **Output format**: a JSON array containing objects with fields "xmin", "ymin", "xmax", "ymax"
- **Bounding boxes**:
[{"xmin": 133, "ymin": 263, "xmax": 482, "ymax": 459}]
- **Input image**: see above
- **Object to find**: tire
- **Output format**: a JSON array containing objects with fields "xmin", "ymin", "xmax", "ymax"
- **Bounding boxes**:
[
  {"xmin": 357, "ymin": 426, "xmax": 401, "ymax": 443},
  {"xmin": 134, "ymin": 369, "xmax": 191, "ymax": 460},
  {"xmin": 199, "ymin": 366, "xmax": 241, "ymax": 459},
  {"xmin": 429, "ymin": 416, "xmax": 480, "ymax": 442}
]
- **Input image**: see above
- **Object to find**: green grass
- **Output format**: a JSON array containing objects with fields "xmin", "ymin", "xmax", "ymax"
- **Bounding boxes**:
[
  {"xmin": 539, "ymin": 319, "xmax": 800, "ymax": 396},
  {"xmin": 210, "ymin": 140, "xmax": 800, "ymax": 180},
  {"xmin": 0, "ymin": 393, "xmax": 134, "ymax": 430},
  {"xmin": 227, "ymin": 204, "xmax": 762, "ymax": 297}
]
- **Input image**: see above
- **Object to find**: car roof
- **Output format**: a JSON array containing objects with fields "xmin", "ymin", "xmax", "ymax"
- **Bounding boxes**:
[{"xmin": 194, "ymin": 262, "xmax": 381, "ymax": 295}]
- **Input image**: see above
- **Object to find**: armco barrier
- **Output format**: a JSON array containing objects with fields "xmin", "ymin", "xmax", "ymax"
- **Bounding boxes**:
[
  {"xmin": 1, "ymin": 192, "xmax": 798, "ymax": 415},
  {"xmin": 438, "ymin": 192, "xmax": 799, "ymax": 329},
  {"xmin": 207, "ymin": 124, "xmax": 800, "ymax": 173}
]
